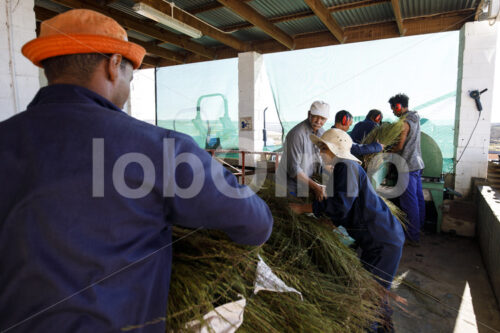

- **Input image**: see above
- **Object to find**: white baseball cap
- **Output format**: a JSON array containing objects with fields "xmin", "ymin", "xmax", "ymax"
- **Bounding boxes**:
[{"xmin": 309, "ymin": 101, "xmax": 330, "ymax": 119}]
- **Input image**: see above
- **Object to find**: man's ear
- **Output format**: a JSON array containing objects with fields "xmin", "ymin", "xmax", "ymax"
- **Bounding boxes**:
[{"xmin": 107, "ymin": 54, "xmax": 123, "ymax": 82}]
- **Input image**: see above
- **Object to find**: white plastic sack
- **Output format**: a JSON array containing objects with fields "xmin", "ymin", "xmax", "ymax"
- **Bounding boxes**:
[
  {"xmin": 183, "ymin": 257, "xmax": 303, "ymax": 332},
  {"xmin": 254, "ymin": 255, "xmax": 303, "ymax": 300},
  {"xmin": 184, "ymin": 297, "xmax": 246, "ymax": 333}
]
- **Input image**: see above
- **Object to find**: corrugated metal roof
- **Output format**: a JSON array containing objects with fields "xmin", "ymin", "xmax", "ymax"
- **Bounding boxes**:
[
  {"xmin": 172, "ymin": 0, "xmax": 213, "ymax": 11},
  {"xmin": 248, "ymin": 0, "xmax": 310, "ymax": 17},
  {"xmin": 231, "ymin": 27, "xmax": 270, "ymax": 42},
  {"xmin": 333, "ymin": 2, "xmax": 394, "ymax": 27},
  {"xmin": 400, "ymin": 0, "xmax": 477, "ymax": 18},
  {"xmin": 195, "ymin": 7, "xmax": 246, "ymax": 27},
  {"xmin": 35, "ymin": 0, "xmax": 69, "ymax": 13},
  {"xmin": 109, "ymin": 0, "xmax": 149, "ymax": 20},
  {"xmin": 155, "ymin": 22, "xmax": 190, "ymax": 36},
  {"xmin": 127, "ymin": 30, "xmax": 155, "ymax": 42},
  {"xmin": 189, "ymin": 35, "xmax": 222, "ymax": 47},
  {"xmin": 322, "ymin": 0, "xmax": 366, "ymax": 7},
  {"xmin": 313, "ymin": 0, "xmax": 477, "ymax": 27},
  {"xmin": 38, "ymin": 0, "xmax": 479, "ymax": 66},
  {"xmin": 158, "ymin": 43, "xmax": 188, "ymax": 53},
  {"xmin": 277, "ymin": 16, "xmax": 327, "ymax": 36}
]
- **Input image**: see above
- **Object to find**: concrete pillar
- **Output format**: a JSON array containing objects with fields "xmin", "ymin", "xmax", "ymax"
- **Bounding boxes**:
[
  {"xmin": 0, "ymin": 0, "xmax": 39, "ymax": 122},
  {"xmin": 130, "ymin": 68, "xmax": 156, "ymax": 125},
  {"xmin": 454, "ymin": 21, "xmax": 499, "ymax": 197},
  {"xmin": 238, "ymin": 51, "xmax": 267, "ymax": 167}
]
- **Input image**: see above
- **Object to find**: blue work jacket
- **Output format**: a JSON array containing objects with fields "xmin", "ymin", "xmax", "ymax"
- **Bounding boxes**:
[
  {"xmin": 0, "ymin": 84, "xmax": 273, "ymax": 332},
  {"xmin": 351, "ymin": 142, "xmax": 382, "ymax": 156},
  {"xmin": 313, "ymin": 159, "xmax": 404, "ymax": 248},
  {"xmin": 350, "ymin": 118, "xmax": 378, "ymax": 143}
]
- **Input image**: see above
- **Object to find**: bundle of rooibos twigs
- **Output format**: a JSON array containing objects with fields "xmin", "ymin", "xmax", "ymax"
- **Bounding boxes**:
[
  {"xmin": 360, "ymin": 116, "xmax": 407, "ymax": 170},
  {"xmin": 165, "ymin": 182, "xmax": 386, "ymax": 332},
  {"xmin": 359, "ymin": 116, "xmax": 409, "ymax": 230}
]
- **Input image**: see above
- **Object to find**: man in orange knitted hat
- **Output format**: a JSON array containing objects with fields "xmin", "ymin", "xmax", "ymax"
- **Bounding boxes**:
[
  {"xmin": 21, "ymin": 8, "xmax": 146, "ymax": 109},
  {"xmin": 0, "ymin": 9, "xmax": 273, "ymax": 332}
]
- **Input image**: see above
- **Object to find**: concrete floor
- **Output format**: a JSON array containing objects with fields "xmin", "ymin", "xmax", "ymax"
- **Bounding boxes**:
[{"xmin": 391, "ymin": 233, "xmax": 500, "ymax": 333}]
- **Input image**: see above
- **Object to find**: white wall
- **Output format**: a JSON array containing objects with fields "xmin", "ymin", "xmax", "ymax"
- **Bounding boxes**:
[
  {"xmin": 0, "ymin": 0, "xmax": 39, "ymax": 122},
  {"xmin": 454, "ymin": 21, "xmax": 499, "ymax": 197},
  {"xmin": 130, "ymin": 68, "xmax": 156, "ymax": 125},
  {"xmin": 238, "ymin": 52, "xmax": 263, "ymax": 167},
  {"xmin": 238, "ymin": 51, "xmax": 279, "ymax": 167}
]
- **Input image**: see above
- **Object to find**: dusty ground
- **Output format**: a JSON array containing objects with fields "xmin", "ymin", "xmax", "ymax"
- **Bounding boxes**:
[{"xmin": 391, "ymin": 233, "xmax": 500, "ymax": 333}]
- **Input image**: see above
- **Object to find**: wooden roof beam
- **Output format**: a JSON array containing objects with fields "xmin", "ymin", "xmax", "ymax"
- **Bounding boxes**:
[
  {"xmin": 216, "ymin": 0, "xmax": 391, "ymax": 32},
  {"xmin": 190, "ymin": 0, "xmax": 389, "ymax": 15},
  {"xmin": 34, "ymin": 5, "xmax": 58, "ymax": 22},
  {"xmin": 34, "ymin": 6, "xmax": 187, "ymax": 64},
  {"xmin": 330, "ymin": 0, "xmax": 390, "ymax": 12},
  {"xmin": 223, "ymin": 10, "xmax": 314, "ymax": 33},
  {"xmin": 391, "ymin": 0, "xmax": 406, "ymax": 36},
  {"xmin": 170, "ymin": 9, "xmax": 474, "ymax": 68},
  {"xmin": 188, "ymin": 0, "xmax": 251, "ymax": 15},
  {"xmin": 304, "ymin": 0, "xmax": 345, "ymax": 43},
  {"xmin": 475, "ymin": 0, "xmax": 486, "ymax": 20},
  {"xmin": 141, "ymin": 55, "xmax": 160, "ymax": 68},
  {"xmin": 133, "ymin": 0, "xmax": 249, "ymax": 51},
  {"xmin": 223, "ymin": 0, "xmax": 389, "ymax": 32},
  {"xmin": 157, "ymin": 58, "xmax": 179, "ymax": 67},
  {"xmin": 51, "ymin": 0, "xmax": 216, "ymax": 59},
  {"xmin": 216, "ymin": 0, "xmax": 294, "ymax": 49},
  {"xmin": 96, "ymin": 0, "xmax": 118, "ymax": 5},
  {"xmin": 128, "ymin": 37, "xmax": 185, "ymax": 64}
]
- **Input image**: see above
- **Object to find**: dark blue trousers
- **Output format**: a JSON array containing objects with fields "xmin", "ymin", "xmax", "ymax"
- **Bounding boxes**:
[
  {"xmin": 349, "ymin": 227, "xmax": 403, "ymax": 289},
  {"xmin": 399, "ymin": 169, "xmax": 425, "ymax": 242},
  {"xmin": 351, "ymin": 231, "xmax": 402, "ymax": 333},
  {"xmin": 360, "ymin": 242, "xmax": 403, "ymax": 289}
]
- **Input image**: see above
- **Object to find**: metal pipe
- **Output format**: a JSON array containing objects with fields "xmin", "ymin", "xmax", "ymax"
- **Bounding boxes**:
[
  {"xmin": 241, "ymin": 151, "xmax": 245, "ymax": 184},
  {"xmin": 263, "ymin": 107, "xmax": 268, "ymax": 147}
]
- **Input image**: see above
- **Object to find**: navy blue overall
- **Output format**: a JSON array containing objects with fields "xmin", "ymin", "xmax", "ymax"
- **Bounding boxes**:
[
  {"xmin": 313, "ymin": 159, "xmax": 404, "ymax": 289},
  {"xmin": 350, "ymin": 118, "xmax": 378, "ymax": 144},
  {"xmin": 0, "ymin": 85, "xmax": 273, "ymax": 332},
  {"xmin": 399, "ymin": 169, "xmax": 426, "ymax": 241}
]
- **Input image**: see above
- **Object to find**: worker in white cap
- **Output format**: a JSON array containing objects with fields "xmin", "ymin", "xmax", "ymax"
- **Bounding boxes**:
[{"xmin": 276, "ymin": 101, "xmax": 330, "ymax": 199}]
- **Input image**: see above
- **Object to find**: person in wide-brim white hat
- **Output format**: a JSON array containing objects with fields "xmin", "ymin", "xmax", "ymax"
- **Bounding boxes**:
[
  {"xmin": 292, "ymin": 129, "xmax": 405, "ymax": 333},
  {"xmin": 309, "ymin": 128, "xmax": 361, "ymax": 164}
]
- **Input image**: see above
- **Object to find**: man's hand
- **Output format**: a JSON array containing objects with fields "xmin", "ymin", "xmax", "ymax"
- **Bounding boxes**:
[
  {"xmin": 296, "ymin": 172, "xmax": 326, "ymax": 201},
  {"xmin": 289, "ymin": 203, "xmax": 312, "ymax": 214},
  {"xmin": 311, "ymin": 182, "xmax": 326, "ymax": 201},
  {"xmin": 377, "ymin": 141, "xmax": 385, "ymax": 151},
  {"xmin": 391, "ymin": 121, "xmax": 410, "ymax": 152}
]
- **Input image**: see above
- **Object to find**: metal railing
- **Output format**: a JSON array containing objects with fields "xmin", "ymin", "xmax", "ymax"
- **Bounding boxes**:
[{"xmin": 206, "ymin": 149, "xmax": 281, "ymax": 185}]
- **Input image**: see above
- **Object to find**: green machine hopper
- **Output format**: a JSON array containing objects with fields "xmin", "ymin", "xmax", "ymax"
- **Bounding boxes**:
[
  {"xmin": 370, "ymin": 131, "xmax": 445, "ymax": 232},
  {"xmin": 192, "ymin": 93, "xmax": 238, "ymax": 150},
  {"xmin": 420, "ymin": 132, "xmax": 445, "ymax": 232}
]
